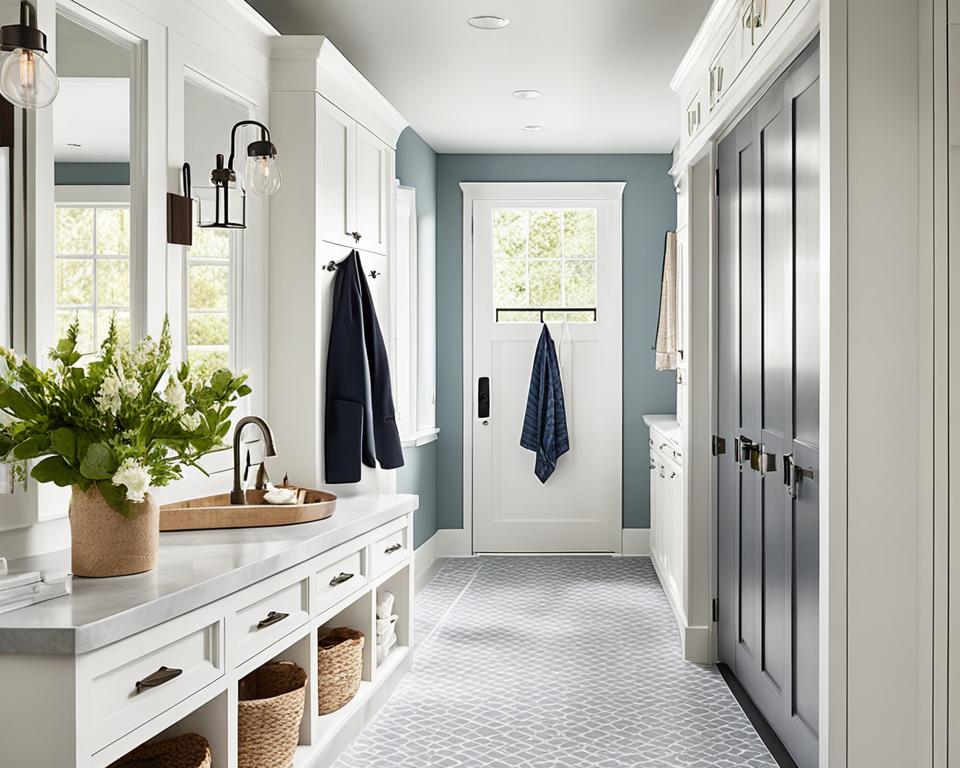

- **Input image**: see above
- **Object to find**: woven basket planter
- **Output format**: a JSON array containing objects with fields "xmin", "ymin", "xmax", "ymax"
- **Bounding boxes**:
[
  {"xmin": 108, "ymin": 733, "xmax": 211, "ymax": 768},
  {"xmin": 317, "ymin": 627, "xmax": 364, "ymax": 715},
  {"xmin": 237, "ymin": 661, "xmax": 307, "ymax": 768}
]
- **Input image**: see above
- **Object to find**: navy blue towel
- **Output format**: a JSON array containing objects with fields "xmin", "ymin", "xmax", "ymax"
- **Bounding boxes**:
[{"xmin": 520, "ymin": 324, "xmax": 570, "ymax": 483}]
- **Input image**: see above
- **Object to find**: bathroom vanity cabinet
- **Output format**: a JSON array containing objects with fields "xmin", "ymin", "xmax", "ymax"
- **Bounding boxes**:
[
  {"xmin": 645, "ymin": 415, "xmax": 686, "ymax": 645},
  {"xmin": 0, "ymin": 494, "xmax": 417, "ymax": 768}
]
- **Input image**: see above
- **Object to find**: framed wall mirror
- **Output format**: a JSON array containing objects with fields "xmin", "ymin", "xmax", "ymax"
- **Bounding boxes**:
[{"xmin": 51, "ymin": 8, "xmax": 136, "ymax": 352}]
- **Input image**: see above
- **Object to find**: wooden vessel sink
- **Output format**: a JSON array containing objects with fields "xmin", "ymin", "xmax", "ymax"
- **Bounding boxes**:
[{"xmin": 160, "ymin": 486, "xmax": 337, "ymax": 532}]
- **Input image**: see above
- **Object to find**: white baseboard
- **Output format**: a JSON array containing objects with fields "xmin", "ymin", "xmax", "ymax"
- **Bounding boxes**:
[
  {"xmin": 621, "ymin": 528, "xmax": 651, "ymax": 556},
  {"xmin": 414, "ymin": 531, "xmax": 444, "ymax": 593},
  {"xmin": 436, "ymin": 528, "xmax": 472, "ymax": 558},
  {"xmin": 682, "ymin": 624, "xmax": 713, "ymax": 664}
]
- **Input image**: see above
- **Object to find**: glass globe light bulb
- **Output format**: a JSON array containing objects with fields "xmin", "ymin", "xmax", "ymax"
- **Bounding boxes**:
[
  {"xmin": 243, "ymin": 154, "xmax": 281, "ymax": 196},
  {"xmin": 0, "ymin": 47, "xmax": 58, "ymax": 109}
]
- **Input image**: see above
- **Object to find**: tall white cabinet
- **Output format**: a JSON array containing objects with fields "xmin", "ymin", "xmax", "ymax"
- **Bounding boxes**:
[{"xmin": 267, "ymin": 37, "xmax": 407, "ymax": 494}]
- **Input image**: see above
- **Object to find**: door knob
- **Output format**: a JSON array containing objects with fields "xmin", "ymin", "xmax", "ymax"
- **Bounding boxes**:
[{"xmin": 481, "ymin": 420, "xmax": 489, "ymax": 426}]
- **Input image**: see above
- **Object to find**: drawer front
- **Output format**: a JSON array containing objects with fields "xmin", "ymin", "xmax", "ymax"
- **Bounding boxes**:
[
  {"xmin": 90, "ymin": 620, "xmax": 222, "ymax": 752},
  {"xmin": 316, "ymin": 547, "xmax": 368, "ymax": 615},
  {"xmin": 231, "ymin": 577, "xmax": 311, "ymax": 664},
  {"xmin": 372, "ymin": 521, "xmax": 410, "ymax": 578}
]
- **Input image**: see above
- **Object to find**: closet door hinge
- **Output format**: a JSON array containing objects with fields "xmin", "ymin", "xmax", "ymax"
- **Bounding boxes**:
[
  {"xmin": 712, "ymin": 598, "xmax": 719, "ymax": 622},
  {"xmin": 712, "ymin": 435, "xmax": 726, "ymax": 456}
]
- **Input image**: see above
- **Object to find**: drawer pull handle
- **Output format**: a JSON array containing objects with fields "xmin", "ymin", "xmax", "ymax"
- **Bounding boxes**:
[
  {"xmin": 256, "ymin": 611, "xmax": 289, "ymax": 630},
  {"xmin": 135, "ymin": 666, "xmax": 182, "ymax": 693},
  {"xmin": 329, "ymin": 572, "xmax": 355, "ymax": 586},
  {"xmin": 384, "ymin": 543, "xmax": 402, "ymax": 555}
]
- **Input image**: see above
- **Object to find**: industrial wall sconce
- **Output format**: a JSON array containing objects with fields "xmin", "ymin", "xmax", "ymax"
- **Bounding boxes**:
[
  {"xmin": 0, "ymin": 1, "xmax": 58, "ymax": 109},
  {"xmin": 201, "ymin": 119, "xmax": 281, "ymax": 230}
]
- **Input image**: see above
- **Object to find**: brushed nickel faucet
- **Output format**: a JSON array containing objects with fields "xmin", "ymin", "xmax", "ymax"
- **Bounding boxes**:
[{"xmin": 231, "ymin": 416, "xmax": 277, "ymax": 504}]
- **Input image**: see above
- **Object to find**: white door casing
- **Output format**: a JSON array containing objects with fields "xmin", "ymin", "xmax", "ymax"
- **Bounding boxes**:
[{"xmin": 462, "ymin": 182, "xmax": 624, "ymax": 554}]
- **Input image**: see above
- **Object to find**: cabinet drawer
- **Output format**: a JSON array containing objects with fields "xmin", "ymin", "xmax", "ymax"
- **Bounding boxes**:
[
  {"xmin": 88, "ymin": 619, "xmax": 222, "ymax": 753},
  {"xmin": 372, "ymin": 519, "xmax": 410, "ymax": 578},
  {"xmin": 317, "ymin": 546, "xmax": 368, "ymax": 615},
  {"xmin": 231, "ymin": 576, "xmax": 310, "ymax": 664}
]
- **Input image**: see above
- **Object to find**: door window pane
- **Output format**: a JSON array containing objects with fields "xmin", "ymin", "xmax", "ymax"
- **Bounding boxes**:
[
  {"xmin": 54, "ymin": 206, "xmax": 131, "ymax": 353},
  {"xmin": 492, "ymin": 207, "xmax": 598, "ymax": 323}
]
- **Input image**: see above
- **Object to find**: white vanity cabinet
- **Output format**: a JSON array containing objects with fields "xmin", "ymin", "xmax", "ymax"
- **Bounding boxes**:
[
  {"xmin": 647, "ymin": 418, "xmax": 685, "ymax": 622},
  {"xmin": 0, "ymin": 495, "xmax": 418, "ymax": 768}
]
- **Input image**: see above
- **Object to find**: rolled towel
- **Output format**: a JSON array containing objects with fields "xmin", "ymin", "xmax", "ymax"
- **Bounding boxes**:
[
  {"xmin": 376, "ymin": 633, "xmax": 398, "ymax": 663},
  {"xmin": 376, "ymin": 615, "xmax": 398, "ymax": 637},
  {"xmin": 376, "ymin": 590, "xmax": 395, "ymax": 619},
  {"xmin": 376, "ymin": 627, "xmax": 396, "ymax": 648}
]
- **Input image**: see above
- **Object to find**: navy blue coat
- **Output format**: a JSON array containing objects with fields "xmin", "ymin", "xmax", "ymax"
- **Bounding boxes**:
[{"xmin": 324, "ymin": 251, "xmax": 404, "ymax": 483}]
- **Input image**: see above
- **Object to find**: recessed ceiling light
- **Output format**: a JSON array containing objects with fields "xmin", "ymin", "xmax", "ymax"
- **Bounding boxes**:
[
  {"xmin": 467, "ymin": 15, "xmax": 510, "ymax": 29},
  {"xmin": 513, "ymin": 89, "xmax": 542, "ymax": 100},
  {"xmin": 522, "ymin": 125, "xmax": 544, "ymax": 132}
]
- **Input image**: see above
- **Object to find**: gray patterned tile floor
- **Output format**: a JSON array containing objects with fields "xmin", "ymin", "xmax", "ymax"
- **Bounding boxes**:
[{"xmin": 335, "ymin": 556, "xmax": 777, "ymax": 768}]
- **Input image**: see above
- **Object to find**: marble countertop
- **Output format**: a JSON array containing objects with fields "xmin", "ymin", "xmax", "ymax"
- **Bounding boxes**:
[
  {"xmin": 642, "ymin": 414, "xmax": 682, "ymax": 452},
  {"xmin": 0, "ymin": 494, "xmax": 417, "ymax": 656}
]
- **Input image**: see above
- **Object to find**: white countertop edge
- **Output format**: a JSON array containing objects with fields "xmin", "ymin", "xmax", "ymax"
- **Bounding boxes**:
[{"xmin": 0, "ymin": 494, "xmax": 417, "ymax": 655}]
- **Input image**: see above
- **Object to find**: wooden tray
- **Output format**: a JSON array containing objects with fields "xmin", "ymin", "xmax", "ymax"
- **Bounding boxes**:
[{"xmin": 160, "ymin": 487, "xmax": 337, "ymax": 531}]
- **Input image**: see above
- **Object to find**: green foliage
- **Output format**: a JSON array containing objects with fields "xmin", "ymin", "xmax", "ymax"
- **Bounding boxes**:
[{"xmin": 0, "ymin": 317, "xmax": 250, "ymax": 518}]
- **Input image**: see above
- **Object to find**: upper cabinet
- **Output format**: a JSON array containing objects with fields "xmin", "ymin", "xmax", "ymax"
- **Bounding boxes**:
[
  {"xmin": 317, "ymin": 97, "xmax": 392, "ymax": 256},
  {"xmin": 670, "ymin": 0, "xmax": 819, "ymax": 171},
  {"xmin": 354, "ymin": 125, "xmax": 392, "ymax": 256},
  {"xmin": 317, "ymin": 97, "xmax": 355, "ymax": 250}
]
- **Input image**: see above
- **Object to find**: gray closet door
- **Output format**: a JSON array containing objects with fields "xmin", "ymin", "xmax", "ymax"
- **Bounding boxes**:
[{"xmin": 716, "ymin": 39, "xmax": 820, "ymax": 768}]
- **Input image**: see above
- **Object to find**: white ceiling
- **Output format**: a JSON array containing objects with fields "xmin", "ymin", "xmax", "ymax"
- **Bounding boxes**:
[
  {"xmin": 53, "ymin": 78, "xmax": 130, "ymax": 163},
  {"xmin": 244, "ymin": 0, "xmax": 712, "ymax": 153}
]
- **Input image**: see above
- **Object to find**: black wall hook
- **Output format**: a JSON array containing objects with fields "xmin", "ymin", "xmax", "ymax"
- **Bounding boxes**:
[
  {"xmin": 324, "ymin": 261, "xmax": 339, "ymax": 272},
  {"xmin": 368, "ymin": 270, "xmax": 380, "ymax": 279}
]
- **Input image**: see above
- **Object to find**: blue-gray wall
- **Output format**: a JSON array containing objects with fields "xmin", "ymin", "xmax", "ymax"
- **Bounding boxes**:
[
  {"xmin": 55, "ymin": 162, "xmax": 130, "ymax": 186},
  {"xmin": 394, "ymin": 127, "xmax": 439, "ymax": 548},
  {"xmin": 436, "ymin": 154, "xmax": 677, "ymax": 531}
]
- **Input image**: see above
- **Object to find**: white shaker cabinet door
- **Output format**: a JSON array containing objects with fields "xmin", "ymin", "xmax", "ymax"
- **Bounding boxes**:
[
  {"xmin": 355, "ymin": 125, "xmax": 391, "ymax": 256},
  {"xmin": 318, "ymin": 96, "xmax": 358, "ymax": 249}
]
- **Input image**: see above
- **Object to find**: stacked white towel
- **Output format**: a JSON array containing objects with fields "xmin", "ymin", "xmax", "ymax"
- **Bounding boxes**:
[{"xmin": 375, "ymin": 590, "xmax": 398, "ymax": 663}]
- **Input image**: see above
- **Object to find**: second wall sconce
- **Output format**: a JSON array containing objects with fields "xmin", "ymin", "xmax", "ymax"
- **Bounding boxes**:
[{"xmin": 201, "ymin": 119, "xmax": 281, "ymax": 230}]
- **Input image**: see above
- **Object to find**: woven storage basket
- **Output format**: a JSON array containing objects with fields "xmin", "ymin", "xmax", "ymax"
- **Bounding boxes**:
[
  {"xmin": 108, "ymin": 733, "xmax": 211, "ymax": 768},
  {"xmin": 237, "ymin": 660, "xmax": 307, "ymax": 768},
  {"xmin": 317, "ymin": 627, "xmax": 364, "ymax": 715}
]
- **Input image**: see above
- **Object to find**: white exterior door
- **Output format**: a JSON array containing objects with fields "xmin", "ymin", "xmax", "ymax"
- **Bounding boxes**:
[{"xmin": 465, "ymin": 183, "xmax": 623, "ymax": 553}]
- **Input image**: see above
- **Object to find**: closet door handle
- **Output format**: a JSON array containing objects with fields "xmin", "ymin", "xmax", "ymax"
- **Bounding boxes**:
[
  {"xmin": 329, "ymin": 572, "xmax": 355, "ymax": 586},
  {"xmin": 136, "ymin": 666, "xmax": 182, "ymax": 693},
  {"xmin": 257, "ymin": 611, "xmax": 289, "ymax": 630}
]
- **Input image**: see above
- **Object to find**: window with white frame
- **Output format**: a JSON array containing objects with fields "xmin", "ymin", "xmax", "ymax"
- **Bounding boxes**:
[
  {"xmin": 55, "ymin": 204, "xmax": 131, "ymax": 352},
  {"xmin": 184, "ymin": 222, "xmax": 234, "ymax": 377},
  {"xmin": 394, "ymin": 185, "xmax": 437, "ymax": 445}
]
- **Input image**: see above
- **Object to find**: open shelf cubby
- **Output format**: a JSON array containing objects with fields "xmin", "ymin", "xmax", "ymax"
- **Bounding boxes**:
[{"xmin": 374, "ymin": 565, "xmax": 412, "ymax": 671}]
